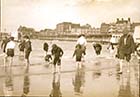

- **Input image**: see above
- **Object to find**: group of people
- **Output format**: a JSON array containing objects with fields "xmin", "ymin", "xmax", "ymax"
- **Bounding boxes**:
[
  {"xmin": 1, "ymin": 35, "xmax": 32, "ymax": 69},
  {"xmin": 1, "ymin": 29, "xmax": 139, "ymax": 75}
]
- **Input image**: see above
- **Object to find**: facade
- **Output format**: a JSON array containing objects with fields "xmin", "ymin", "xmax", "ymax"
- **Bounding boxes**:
[
  {"xmin": 56, "ymin": 22, "xmax": 96, "ymax": 35},
  {"xmin": 115, "ymin": 18, "xmax": 131, "ymax": 32},
  {"xmin": 56, "ymin": 22, "xmax": 80, "ymax": 35},
  {"xmin": 100, "ymin": 23, "xmax": 110, "ymax": 33},
  {"xmin": 39, "ymin": 29, "xmax": 56, "ymax": 36}
]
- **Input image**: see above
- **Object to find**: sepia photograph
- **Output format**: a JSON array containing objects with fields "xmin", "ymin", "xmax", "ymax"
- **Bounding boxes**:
[{"xmin": 0, "ymin": 0, "xmax": 140, "ymax": 97}]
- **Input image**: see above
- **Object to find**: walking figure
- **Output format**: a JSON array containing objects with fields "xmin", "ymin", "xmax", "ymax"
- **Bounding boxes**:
[
  {"xmin": 23, "ymin": 35, "xmax": 32, "ymax": 67},
  {"xmin": 51, "ymin": 44, "xmax": 63, "ymax": 73},
  {"xmin": 73, "ymin": 44, "xmax": 84, "ymax": 69},
  {"xmin": 4, "ymin": 37, "xmax": 16, "ymax": 69},
  {"xmin": 117, "ymin": 29, "xmax": 135, "ymax": 74}
]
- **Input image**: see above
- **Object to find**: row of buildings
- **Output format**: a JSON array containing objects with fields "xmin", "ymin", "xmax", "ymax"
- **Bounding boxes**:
[{"xmin": 39, "ymin": 18, "xmax": 140, "ymax": 37}]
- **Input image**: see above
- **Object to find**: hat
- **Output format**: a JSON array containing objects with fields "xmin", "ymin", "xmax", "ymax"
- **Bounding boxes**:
[{"xmin": 23, "ymin": 35, "xmax": 30, "ymax": 39}]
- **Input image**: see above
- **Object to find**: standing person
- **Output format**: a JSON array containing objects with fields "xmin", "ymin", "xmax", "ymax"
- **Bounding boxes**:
[
  {"xmin": 117, "ymin": 29, "xmax": 135, "ymax": 74},
  {"xmin": 23, "ymin": 35, "xmax": 32, "ymax": 67},
  {"xmin": 76, "ymin": 34, "xmax": 87, "ymax": 56},
  {"xmin": 73, "ymin": 44, "xmax": 83, "ymax": 69},
  {"xmin": 1, "ymin": 36, "xmax": 9, "ymax": 53},
  {"xmin": 18, "ymin": 39, "xmax": 25, "ymax": 57},
  {"xmin": 4, "ymin": 37, "xmax": 16, "ymax": 68},
  {"xmin": 51, "ymin": 44, "xmax": 63, "ymax": 73}
]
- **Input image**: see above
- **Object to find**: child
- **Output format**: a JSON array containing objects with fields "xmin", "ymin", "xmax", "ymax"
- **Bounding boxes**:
[
  {"xmin": 4, "ymin": 37, "xmax": 16, "ymax": 68},
  {"xmin": 44, "ymin": 42, "xmax": 52, "ymax": 65},
  {"xmin": 92, "ymin": 42, "xmax": 102, "ymax": 55},
  {"xmin": 23, "ymin": 35, "xmax": 32, "ymax": 67},
  {"xmin": 43, "ymin": 42, "xmax": 49, "ymax": 54},
  {"xmin": 51, "ymin": 44, "xmax": 63, "ymax": 73},
  {"xmin": 18, "ymin": 39, "xmax": 25, "ymax": 58},
  {"xmin": 73, "ymin": 44, "xmax": 83, "ymax": 69}
]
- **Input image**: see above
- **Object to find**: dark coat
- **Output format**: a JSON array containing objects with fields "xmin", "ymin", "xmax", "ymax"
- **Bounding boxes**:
[{"xmin": 118, "ymin": 34, "xmax": 135, "ymax": 54}]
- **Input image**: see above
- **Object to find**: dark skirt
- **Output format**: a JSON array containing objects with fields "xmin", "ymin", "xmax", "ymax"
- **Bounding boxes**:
[{"xmin": 7, "ymin": 49, "xmax": 14, "ymax": 57}]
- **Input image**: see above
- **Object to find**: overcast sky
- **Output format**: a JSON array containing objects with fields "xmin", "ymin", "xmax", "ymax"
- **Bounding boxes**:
[{"xmin": 1, "ymin": 0, "xmax": 140, "ymax": 33}]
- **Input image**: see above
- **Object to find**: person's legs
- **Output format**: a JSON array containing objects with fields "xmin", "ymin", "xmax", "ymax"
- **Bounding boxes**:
[
  {"xmin": 57, "ymin": 59, "xmax": 61, "ymax": 73},
  {"xmin": 52, "ymin": 58, "xmax": 57, "ymax": 73},
  {"xmin": 9, "ymin": 57, "xmax": 13, "ymax": 71},
  {"xmin": 126, "ymin": 54, "xmax": 131, "ymax": 72},
  {"xmin": 25, "ymin": 51, "xmax": 31, "ymax": 67},
  {"xmin": 118, "ymin": 52, "xmax": 125, "ymax": 74}
]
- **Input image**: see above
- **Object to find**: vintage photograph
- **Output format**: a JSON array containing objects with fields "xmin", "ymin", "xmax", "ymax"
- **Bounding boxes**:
[{"xmin": 0, "ymin": 0, "xmax": 140, "ymax": 97}]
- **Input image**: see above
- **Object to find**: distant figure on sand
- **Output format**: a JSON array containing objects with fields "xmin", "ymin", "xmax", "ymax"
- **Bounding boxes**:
[
  {"xmin": 51, "ymin": 44, "xmax": 63, "ymax": 73},
  {"xmin": 23, "ymin": 35, "xmax": 32, "ymax": 67}
]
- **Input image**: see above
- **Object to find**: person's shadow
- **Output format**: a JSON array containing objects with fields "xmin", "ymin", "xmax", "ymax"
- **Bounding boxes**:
[
  {"xmin": 49, "ymin": 73, "xmax": 62, "ymax": 97},
  {"xmin": 72, "ymin": 64, "xmax": 85, "ymax": 95},
  {"xmin": 21, "ymin": 66, "xmax": 30, "ymax": 97}
]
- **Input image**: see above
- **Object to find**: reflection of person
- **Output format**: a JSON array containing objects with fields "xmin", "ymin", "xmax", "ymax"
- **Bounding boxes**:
[
  {"xmin": 51, "ymin": 44, "xmax": 63, "ymax": 73},
  {"xmin": 72, "ymin": 65, "xmax": 85, "ymax": 95},
  {"xmin": 3, "ymin": 69, "xmax": 13, "ymax": 96},
  {"xmin": 117, "ymin": 72, "xmax": 133, "ymax": 97},
  {"xmin": 49, "ymin": 73, "xmax": 62, "ymax": 97},
  {"xmin": 23, "ymin": 35, "xmax": 32, "ymax": 67},
  {"xmin": 117, "ymin": 29, "xmax": 135, "ymax": 74},
  {"xmin": 21, "ymin": 66, "xmax": 30, "ymax": 97},
  {"xmin": 4, "ymin": 37, "xmax": 16, "ymax": 68}
]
